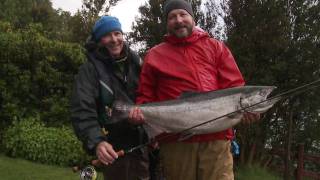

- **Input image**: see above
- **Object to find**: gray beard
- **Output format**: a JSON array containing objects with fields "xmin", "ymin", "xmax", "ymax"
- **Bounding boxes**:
[{"xmin": 169, "ymin": 25, "xmax": 193, "ymax": 38}]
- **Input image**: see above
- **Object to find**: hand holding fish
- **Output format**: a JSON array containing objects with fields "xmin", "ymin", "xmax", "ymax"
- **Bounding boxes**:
[
  {"xmin": 128, "ymin": 107, "xmax": 145, "ymax": 124},
  {"xmin": 96, "ymin": 141, "xmax": 119, "ymax": 165},
  {"xmin": 242, "ymin": 112, "xmax": 260, "ymax": 124}
]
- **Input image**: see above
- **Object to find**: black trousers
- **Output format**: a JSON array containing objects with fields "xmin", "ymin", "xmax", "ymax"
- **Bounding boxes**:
[{"xmin": 102, "ymin": 149, "xmax": 149, "ymax": 180}]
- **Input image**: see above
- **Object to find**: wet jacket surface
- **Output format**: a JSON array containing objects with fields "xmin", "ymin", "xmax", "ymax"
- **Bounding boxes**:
[
  {"xmin": 71, "ymin": 41, "xmax": 146, "ymax": 154},
  {"xmin": 136, "ymin": 29, "xmax": 245, "ymax": 142}
]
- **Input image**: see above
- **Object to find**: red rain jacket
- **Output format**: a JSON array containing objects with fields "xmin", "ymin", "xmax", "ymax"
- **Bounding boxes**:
[{"xmin": 136, "ymin": 29, "xmax": 245, "ymax": 143}]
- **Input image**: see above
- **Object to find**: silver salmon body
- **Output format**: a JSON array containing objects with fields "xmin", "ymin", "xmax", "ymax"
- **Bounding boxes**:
[{"xmin": 113, "ymin": 86, "xmax": 279, "ymax": 138}]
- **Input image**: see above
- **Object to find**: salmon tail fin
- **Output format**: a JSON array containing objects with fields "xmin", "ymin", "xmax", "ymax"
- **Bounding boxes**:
[{"xmin": 107, "ymin": 100, "xmax": 134, "ymax": 123}]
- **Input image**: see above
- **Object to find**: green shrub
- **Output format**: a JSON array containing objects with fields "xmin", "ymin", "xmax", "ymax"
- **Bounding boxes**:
[
  {"xmin": 3, "ymin": 116, "xmax": 90, "ymax": 166},
  {"xmin": 0, "ymin": 21, "xmax": 85, "ymax": 133}
]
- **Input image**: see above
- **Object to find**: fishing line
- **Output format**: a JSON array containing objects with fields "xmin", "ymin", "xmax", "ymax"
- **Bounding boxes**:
[{"xmin": 124, "ymin": 79, "xmax": 320, "ymax": 153}]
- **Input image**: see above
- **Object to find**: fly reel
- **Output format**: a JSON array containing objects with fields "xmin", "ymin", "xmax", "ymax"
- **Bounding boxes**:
[{"xmin": 80, "ymin": 165, "xmax": 97, "ymax": 180}]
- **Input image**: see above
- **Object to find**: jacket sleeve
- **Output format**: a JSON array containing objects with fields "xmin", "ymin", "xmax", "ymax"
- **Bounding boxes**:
[
  {"xmin": 215, "ymin": 41, "xmax": 245, "ymax": 89},
  {"xmin": 70, "ymin": 62, "xmax": 106, "ymax": 155},
  {"xmin": 136, "ymin": 53, "xmax": 157, "ymax": 104}
]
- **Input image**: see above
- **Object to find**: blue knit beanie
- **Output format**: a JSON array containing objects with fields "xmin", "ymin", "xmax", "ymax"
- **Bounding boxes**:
[{"xmin": 92, "ymin": 16, "xmax": 122, "ymax": 42}]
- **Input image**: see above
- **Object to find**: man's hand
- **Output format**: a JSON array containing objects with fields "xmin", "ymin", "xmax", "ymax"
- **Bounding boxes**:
[
  {"xmin": 96, "ymin": 141, "xmax": 118, "ymax": 165},
  {"xmin": 128, "ymin": 107, "xmax": 145, "ymax": 124},
  {"xmin": 242, "ymin": 112, "xmax": 260, "ymax": 124},
  {"xmin": 149, "ymin": 141, "xmax": 159, "ymax": 150}
]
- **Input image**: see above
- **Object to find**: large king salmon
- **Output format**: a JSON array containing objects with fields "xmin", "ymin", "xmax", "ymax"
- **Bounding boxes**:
[{"xmin": 112, "ymin": 86, "xmax": 279, "ymax": 138}]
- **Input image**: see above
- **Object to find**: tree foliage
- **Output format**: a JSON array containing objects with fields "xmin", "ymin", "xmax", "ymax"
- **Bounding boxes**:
[
  {"xmin": 69, "ymin": 0, "xmax": 121, "ymax": 44},
  {"xmin": 0, "ymin": 0, "xmax": 54, "ymax": 28},
  {"xmin": 0, "ymin": 21, "xmax": 85, "ymax": 131},
  {"xmin": 219, "ymin": 0, "xmax": 320, "ymax": 170},
  {"xmin": 3, "ymin": 116, "xmax": 89, "ymax": 166},
  {"xmin": 128, "ymin": 0, "xmax": 169, "ymax": 54}
]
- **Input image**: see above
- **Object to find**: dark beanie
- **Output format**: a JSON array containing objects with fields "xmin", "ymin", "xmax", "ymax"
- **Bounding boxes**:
[
  {"xmin": 92, "ymin": 16, "xmax": 122, "ymax": 42},
  {"xmin": 163, "ymin": 0, "xmax": 194, "ymax": 19}
]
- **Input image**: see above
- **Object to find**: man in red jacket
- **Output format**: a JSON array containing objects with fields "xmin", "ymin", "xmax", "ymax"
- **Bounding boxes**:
[{"xmin": 129, "ymin": 0, "xmax": 259, "ymax": 179}]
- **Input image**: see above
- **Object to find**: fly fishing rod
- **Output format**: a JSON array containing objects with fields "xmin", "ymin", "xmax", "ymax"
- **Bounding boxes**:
[{"xmin": 90, "ymin": 79, "xmax": 320, "ymax": 167}]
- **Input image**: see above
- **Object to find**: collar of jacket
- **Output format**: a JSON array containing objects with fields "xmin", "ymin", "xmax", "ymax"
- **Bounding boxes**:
[{"xmin": 164, "ymin": 28, "xmax": 209, "ymax": 45}]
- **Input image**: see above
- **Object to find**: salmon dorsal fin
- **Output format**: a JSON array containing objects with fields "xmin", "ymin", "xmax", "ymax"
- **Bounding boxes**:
[{"xmin": 179, "ymin": 91, "xmax": 201, "ymax": 99}]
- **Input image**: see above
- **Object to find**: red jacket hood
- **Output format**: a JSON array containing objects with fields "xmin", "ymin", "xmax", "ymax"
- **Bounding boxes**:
[{"xmin": 164, "ymin": 28, "xmax": 209, "ymax": 45}]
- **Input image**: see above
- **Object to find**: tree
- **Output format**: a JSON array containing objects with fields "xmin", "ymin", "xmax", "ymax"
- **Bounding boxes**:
[
  {"xmin": 0, "ymin": 21, "xmax": 86, "ymax": 133},
  {"xmin": 128, "ymin": 0, "xmax": 169, "ymax": 54},
  {"xmin": 199, "ymin": 0, "xmax": 225, "ymax": 39},
  {"xmin": 0, "ymin": 0, "xmax": 56, "ymax": 28},
  {"xmin": 220, "ymin": 0, "xmax": 320, "ymax": 176},
  {"xmin": 0, "ymin": 0, "xmax": 77, "ymax": 42},
  {"xmin": 69, "ymin": 0, "xmax": 121, "ymax": 44}
]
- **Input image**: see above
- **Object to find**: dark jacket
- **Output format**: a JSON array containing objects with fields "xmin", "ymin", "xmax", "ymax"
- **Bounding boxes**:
[{"xmin": 71, "ymin": 39, "xmax": 145, "ymax": 155}]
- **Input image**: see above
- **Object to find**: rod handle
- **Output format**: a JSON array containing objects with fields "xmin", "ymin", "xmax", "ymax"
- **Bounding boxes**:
[{"xmin": 91, "ymin": 150, "xmax": 125, "ymax": 166}]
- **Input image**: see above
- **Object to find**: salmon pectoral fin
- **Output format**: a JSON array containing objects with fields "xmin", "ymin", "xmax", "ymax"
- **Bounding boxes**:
[{"xmin": 178, "ymin": 131, "xmax": 195, "ymax": 141}]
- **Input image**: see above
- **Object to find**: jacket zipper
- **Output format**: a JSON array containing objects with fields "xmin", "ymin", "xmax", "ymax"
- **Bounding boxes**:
[{"xmin": 183, "ymin": 45, "xmax": 203, "ymax": 91}]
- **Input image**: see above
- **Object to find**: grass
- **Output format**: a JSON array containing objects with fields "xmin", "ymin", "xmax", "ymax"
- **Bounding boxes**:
[
  {"xmin": 235, "ymin": 164, "xmax": 281, "ymax": 180},
  {"xmin": 0, "ymin": 153, "xmax": 280, "ymax": 180},
  {"xmin": 0, "ymin": 154, "xmax": 81, "ymax": 180}
]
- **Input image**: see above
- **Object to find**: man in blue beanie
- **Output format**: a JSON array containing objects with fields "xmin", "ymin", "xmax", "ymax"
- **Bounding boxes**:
[{"xmin": 71, "ymin": 16, "xmax": 149, "ymax": 180}]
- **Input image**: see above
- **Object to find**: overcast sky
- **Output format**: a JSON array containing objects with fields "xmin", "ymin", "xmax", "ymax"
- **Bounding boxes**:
[{"xmin": 51, "ymin": 0, "xmax": 147, "ymax": 32}]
